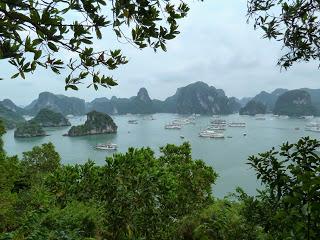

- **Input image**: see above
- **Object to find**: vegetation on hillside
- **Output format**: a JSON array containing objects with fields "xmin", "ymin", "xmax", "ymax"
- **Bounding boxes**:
[
  {"xmin": 14, "ymin": 122, "xmax": 46, "ymax": 138},
  {"xmin": 30, "ymin": 108, "xmax": 71, "ymax": 127}
]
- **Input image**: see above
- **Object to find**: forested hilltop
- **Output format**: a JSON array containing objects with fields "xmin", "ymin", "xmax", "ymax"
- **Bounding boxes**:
[{"xmin": 0, "ymin": 120, "xmax": 319, "ymax": 239}]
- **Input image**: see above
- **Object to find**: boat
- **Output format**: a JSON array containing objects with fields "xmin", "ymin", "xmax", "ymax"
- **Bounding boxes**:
[
  {"xmin": 95, "ymin": 143, "xmax": 118, "ymax": 150},
  {"xmin": 228, "ymin": 122, "xmax": 246, "ymax": 128},
  {"xmin": 128, "ymin": 120, "xmax": 138, "ymax": 124},
  {"xmin": 255, "ymin": 117, "xmax": 266, "ymax": 120},
  {"xmin": 180, "ymin": 135, "xmax": 185, "ymax": 139},
  {"xmin": 210, "ymin": 119, "xmax": 227, "ymax": 125},
  {"xmin": 165, "ymin": 123, "xmax": 182, "ymax": 129},
  {"xmin": 199, "ymin": 130, "xmax": 224, "ymax": 138}
]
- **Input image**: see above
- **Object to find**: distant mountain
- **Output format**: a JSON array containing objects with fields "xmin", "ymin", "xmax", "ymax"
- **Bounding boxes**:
[
  {"xmin": 0, "ymin": 99, "xmax": 26, "ymax": 115},
  {"xmin": 25, "ymin": 92, "xmax": 86, "ymax": 116},
  {"xmin": 237, "ymin": 97, "xmax": 252, "ymax": 107},
  {"xmin": 87, "ymin": 87, "xmax": 155, "ymax": 114},
  {"xmin": 239, "ymin": 100, "xmax": 267, "ymax": 116},
  {"xmin": 0, "ymin": 102, "xmax": 25, "ymax": 129},
  {"xmin": 251, "ymin": 88, "xmax": 288, "ymax": 112},
  {"xmin": 159, "ymin": 82, "xmax": 241, "ymax": 114},
  {"xmin": 86, "ymin": 82, "xmax": 241, "ymax": 115},
  {"xmin": 273, "ymin": 90, "xmax": 317, "ymax": 116}
]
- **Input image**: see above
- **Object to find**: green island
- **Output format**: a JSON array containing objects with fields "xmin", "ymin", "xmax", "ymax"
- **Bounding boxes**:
[
  {"xmin": 67, "ymin": 111, "xmax": 117, "ymax": 137},
  {"xmin": 30, "ymin": 108, "xmax": 71, "ymax": 127},
  {"xmin": 14, "ymin": 122, "xmax": 47, "ymax": 138}
]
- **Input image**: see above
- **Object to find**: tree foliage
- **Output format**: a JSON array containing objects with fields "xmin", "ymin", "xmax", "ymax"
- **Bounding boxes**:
[
  {"xmin": 0, "ymin": 0, "xmax": 190, "ymax": 90},
  {"xmin": 247, "ymin": 0, "xmax": 320, "ymax": 68},
  {"xmin": 243, "ymin": 137, "xmax": 320, "ymax": 239}
]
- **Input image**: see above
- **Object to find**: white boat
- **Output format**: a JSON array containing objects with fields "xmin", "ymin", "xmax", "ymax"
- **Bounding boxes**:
[
  {"xmin": 199, "ymin": 130, "xmax": 224, "ymax": 138},
  {"xmin": 95, "ymin": 143, "xmax": 118, "ymax": 150},
  {"xmin": 228, "ymin": 122, "xmax": 246, "ymax": 127},
  {"xmin": 128, "ymin": 120, "xmax": 138, "ymax": 124},
  {"xmin": 165, "ymin": 123, "xmax": 182, "ymax": 129},
  {"xmin": 210, "ymin": 119, "xmax": 227, "ymax": 125}
]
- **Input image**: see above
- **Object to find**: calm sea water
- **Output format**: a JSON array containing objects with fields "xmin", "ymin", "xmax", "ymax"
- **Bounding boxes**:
[{"xmin": 3, "ymin": 114, "xmax": 320, "ymax": 197}]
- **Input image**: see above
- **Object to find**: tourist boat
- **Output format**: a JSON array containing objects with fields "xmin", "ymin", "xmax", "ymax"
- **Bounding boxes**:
[
  {"xmin": 165, "ymin": 123, "xmax": 182, "ymax": 129},
  {"xmin": 199, "ymin": 130, "xmax": 224, "ymax": 138},
  {"xmin": 228, "ymin": 122, "xmax": 246, "ymax": 127},
  {"xmin": 210, "ymin": 119, "xmax": 227, "ymax": 125},
  {"xmin": 95, "ymin": 143, "xmax": 118, "ymax": 150},
  {"xmin": 128, "ymin": 120, "xmax": 138, "ymax": 124}
]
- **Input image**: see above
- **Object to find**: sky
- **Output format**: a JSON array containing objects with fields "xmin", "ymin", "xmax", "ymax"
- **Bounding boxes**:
[{"xmin": 0, "ymin": 1, "xmax": 319, "ymax": 106}]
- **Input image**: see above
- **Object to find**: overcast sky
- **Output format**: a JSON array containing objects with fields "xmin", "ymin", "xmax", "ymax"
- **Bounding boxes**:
[{"xmin": 0, "ymin": 1, "xmax": 319, "ymax": 106}]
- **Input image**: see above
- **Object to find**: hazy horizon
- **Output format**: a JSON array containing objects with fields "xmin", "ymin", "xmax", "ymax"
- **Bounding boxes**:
[{"xmin": 0, "ymin": 1, "xmax": 319, "ymax": 105}]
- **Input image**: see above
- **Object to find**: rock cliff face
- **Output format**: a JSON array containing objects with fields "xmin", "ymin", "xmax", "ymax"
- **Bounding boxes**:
[
  {"xmin": 14, "ymin": 122, "xmax": 46, "ymax": 138},
  {"xmin": 239, "ymin": 100, "xmax": 267, "ymax": 116},
  {"xmin": 67, "ymin": 111, "xmax": 117, "ymax": 137},
  {"xmin": 273, "ymin": 90, "xmax": 317, "ymax": 116},
  {"xmin": 30, "ymin": 109, "xmax": 71, "ymax": 127},
  {"xmin": 25, "ymin": 92, "xmax": 86, "ymax": 116}
]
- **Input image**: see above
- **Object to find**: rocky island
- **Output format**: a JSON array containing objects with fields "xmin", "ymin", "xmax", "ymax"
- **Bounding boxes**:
[
  {"xmin": 239, "ymin": 100, "xmax": 267, "ymax": 116},
  {"xmin": 30, "ymin": 108, "xmax": 71, "ymax": 127},
  {"xmin": 67, "ymin": 111, "xmax": 117, "ymax": 137},
  {"xmin": 14, "ymin": 122, "xmax": 47, "ymax": 138},
  {"xmin": 273, "ymin": 90, "xmax": 317, "ymax": 116}
]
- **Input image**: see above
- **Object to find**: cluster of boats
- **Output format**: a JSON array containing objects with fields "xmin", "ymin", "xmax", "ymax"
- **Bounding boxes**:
[
  {"xmin": 164, "ymin": 115, "xmax": 197, "ymax": 130},
  {"xmin": 199, "ymin": 117, "xmax": 247, "ymax": 139}
]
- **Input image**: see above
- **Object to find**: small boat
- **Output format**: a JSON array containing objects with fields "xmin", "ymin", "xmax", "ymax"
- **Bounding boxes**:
[
  {"xmin": 95, "ymin": 143, "xmax": 118, "ymax": 150},
  {"xmin": 294, "ymin": 127, "xmax": 300, "ymax": 130},
  {"xmin": 228, "ymin": 122, "xmax": 246, "ymax": 128},
  {"xmin": 243, "ymin": 133, "xmax": 247, "ymax": 136},
  {"xmin": 180, "ymin": 135, "xmax": 185, "ymax": 139},
  {"xmin": 255, "ymin": 117, "xmax": 266, "ymax": 120},
  {"xmin": 227, "ymin": 136, "xmax": 232, "ymax": 138},
  {"xmin": 128, "ymin": 120, "xmax": 138, "ymax": 124},
  {"xmin": 165, "ymin": 123, "xmax": 182, "ymax": 129}
]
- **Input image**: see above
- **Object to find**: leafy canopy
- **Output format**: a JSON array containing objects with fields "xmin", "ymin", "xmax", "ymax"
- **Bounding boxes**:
[
  {"xmin": 0, "ymin": 0, "xmax": 190, "ymax": 90},
  {"xmin": 247, "ymin": 0, "xmax": 320, "ymax": 69}
]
